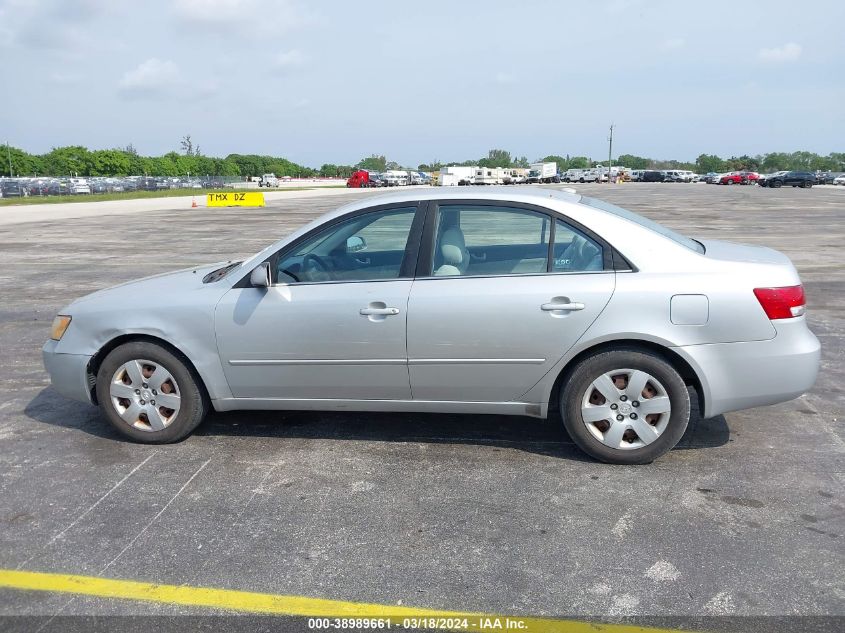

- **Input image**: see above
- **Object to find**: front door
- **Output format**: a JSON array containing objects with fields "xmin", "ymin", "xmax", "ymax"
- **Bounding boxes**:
[
  {"xmin": 407, "ymin": 204, "xmax": 615, "ymax": 402},
  {"xmin": 215, "ymin": 204, "xmax": 421, "ymax": 401}
]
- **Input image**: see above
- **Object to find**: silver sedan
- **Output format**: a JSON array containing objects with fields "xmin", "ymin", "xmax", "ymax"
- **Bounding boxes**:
[{"xmin": 43, "ymin": 188, "xmax": 820, "ymax": 464}]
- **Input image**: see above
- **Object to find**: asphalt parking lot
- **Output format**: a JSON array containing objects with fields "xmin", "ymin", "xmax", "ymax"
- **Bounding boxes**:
[{"xmin": 0, "ymin": 184, "xmax": 842, "ymax": 629}]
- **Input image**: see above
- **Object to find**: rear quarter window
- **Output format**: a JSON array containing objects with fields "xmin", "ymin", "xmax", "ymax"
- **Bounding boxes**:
[{"xmin": 579, "ymin": 196, "xmax": 704, "ymax": 254}]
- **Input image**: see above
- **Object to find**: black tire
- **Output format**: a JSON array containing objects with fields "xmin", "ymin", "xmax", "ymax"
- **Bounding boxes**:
[
  {"xmin": 772, "ymin": 180, "xmax": 783, "ymax": 188},
  {"xmin": 96, "ymin": 341, "xmax": 208, "ymax": 443},
  {"xmin": 803, "ymin": 181, "xmax": 813, "ymax": 188},
  {"xmin": 559, "ymin": 348, "xmax": 691, "ymax": 464}
]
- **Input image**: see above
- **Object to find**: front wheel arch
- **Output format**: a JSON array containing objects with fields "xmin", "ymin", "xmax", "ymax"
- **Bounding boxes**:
[
  {"xmin": 547, "ymin": 339, "xmax": 704, "ymax": 417},
  {"xmin": 87, "ymin": 334, "xmax": 210, "ymax": 406}
]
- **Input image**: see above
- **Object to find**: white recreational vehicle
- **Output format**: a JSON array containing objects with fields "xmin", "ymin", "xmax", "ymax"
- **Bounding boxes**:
[{"xmin": 439, "ymin": 166, "xmax": 476, "ymax": 186}]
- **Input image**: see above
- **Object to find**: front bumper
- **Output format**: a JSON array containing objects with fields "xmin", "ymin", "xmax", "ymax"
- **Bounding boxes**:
[
  {"xmin": 678, "ymin": 319, "xmax": 820, "ymax": 418},
  {"xmin": 42, "ymin": 340, "xmax": 94, "ymax": 404}
]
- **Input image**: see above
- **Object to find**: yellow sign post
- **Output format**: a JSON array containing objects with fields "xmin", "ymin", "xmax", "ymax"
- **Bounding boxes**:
[{"xmin": 206, "ymin": 192, "xmax": 266, "ymax": 207}]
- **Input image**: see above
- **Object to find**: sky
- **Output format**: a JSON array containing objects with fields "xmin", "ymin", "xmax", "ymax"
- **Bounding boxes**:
[{"xmin": 1, "ymin": 0, "xmax": 843, "ymax": 168}]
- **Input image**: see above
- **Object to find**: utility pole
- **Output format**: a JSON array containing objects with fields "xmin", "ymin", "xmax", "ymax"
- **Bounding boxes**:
[
  {"xmin": 6, "ymin": 141, "xmax": 12, "ymax": 177},
  {"xmin": 607, "ymin": 124, "xmax": 614, "ymax": 183}
]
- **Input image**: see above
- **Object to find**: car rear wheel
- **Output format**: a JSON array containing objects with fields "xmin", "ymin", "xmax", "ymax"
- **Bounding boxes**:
[
  {"xmin": 560, "ymin": 348, "xmax": 690, "ymax": 464},
  {"xmin": 803, "ymin": 181, "xmax": 813, "ymax": 188},
  {"xmin": 96, "ymin": 341, "xmax": 208, "ymax": 443}
]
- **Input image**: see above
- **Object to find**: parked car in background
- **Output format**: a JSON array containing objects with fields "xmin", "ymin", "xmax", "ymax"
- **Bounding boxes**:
[
  {"xmin": 759, "ymin": 171, "xmax": 815, "ymax": 188},
  {"xmin": 0, "ymin": 180, "xmax": 24, "ymax": 198},
  {"xmin": 68, "ymin": 178, "xmax": 91, "ymax": 194},
  {"xmin": 664, "ymin": 170, "xmax": 696, "ymax": 183},
  {"xmin": 719, "ymin": 172, "xmax": 758, "ymax": 185},
  {"xmin": 814, "ymin": 172, "xmax": 838, "ymax": 185},
  {"xmin": 757, "ymin": 171, "xmax": 786, "ymax": 186},
  {"xmin": 27, "ymin": 179, "xmax": 52, "ymax": 196},
  {"xmin": 834, "ymin": 174, "xmax": 845, "ymax": 186},
  {"xmin": 562, "ymin": 169, "xmax": 587, "ymax": 183},
  {"xmin": 641, "ymin": 170, "xmax": 665, "ymax": 183},
  {"xmin": 47, "ymin": 180, "xmax": 71, "ymax": 195}
]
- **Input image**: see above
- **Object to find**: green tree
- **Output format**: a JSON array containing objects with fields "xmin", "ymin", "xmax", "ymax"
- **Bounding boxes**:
[
  {"xmin": 479, "ymin": 149, "xmax": 511, "ymax": 168},
  {"xmin": 616, "ymin": 154, "xmax": 649, "ymax": 170},
  {"xmin": 43, "ymin": 146, "xmax": 93, "ymax": 176},
  {"xmin": 419, "ymin": 160, "xmax": 442, "ymax": 171},
  {"xmin": 567, "ymin": 156, "xmax": 590, "ymax": 169},
  {"xmin": 357, "ymin": 154, "xmax": 387, "ymax": 171},
  {"xmin": 90, "ymin": 149, "xmax": 131, "ymax": 176},
  {"xmin": 695, "ymin": 154, "xmax": 726, "ymax": 173},
  {"xmin": 4, "ymin": 145, "xmax": 43, "ymax": 176}
]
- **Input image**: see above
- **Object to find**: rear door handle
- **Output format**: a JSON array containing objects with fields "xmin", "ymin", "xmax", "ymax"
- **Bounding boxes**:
[
  {"xmin": 359, "ymin": 307, "xmax": 400, "ymax": 316},
  {"xmin": 541, "ymin": 301, "xmax": 585, "ymax": 311}
]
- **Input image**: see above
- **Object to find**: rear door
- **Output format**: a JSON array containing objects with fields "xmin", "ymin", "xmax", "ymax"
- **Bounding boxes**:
[{"xmin": 406, "ymin": 202, "xmax": 615, "ymax": 402}]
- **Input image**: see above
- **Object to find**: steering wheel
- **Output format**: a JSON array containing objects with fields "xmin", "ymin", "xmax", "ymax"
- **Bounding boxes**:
[{"xmin": 301, "ymin": 253, "xmax": 334, "ymax": 281}]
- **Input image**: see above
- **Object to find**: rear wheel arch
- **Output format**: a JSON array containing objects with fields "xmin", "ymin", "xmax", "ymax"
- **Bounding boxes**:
[
  {"xmin": 87, "ymin": 334, "xmax": 210, "ymax": 405},
  {"xmin": 548, "ymin": 339, "xmax": 704, "ymax": 416}
]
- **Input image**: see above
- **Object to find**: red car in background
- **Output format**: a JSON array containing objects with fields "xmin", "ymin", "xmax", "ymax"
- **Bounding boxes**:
[{"xmin": 719, "ymin": 171, "xmax": 760, "ymax": 185}]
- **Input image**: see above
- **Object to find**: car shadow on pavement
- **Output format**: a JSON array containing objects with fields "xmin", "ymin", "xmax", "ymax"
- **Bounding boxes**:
[{"xmin": 25, "ymin": 387, "xmax": 730, "ymax": 460}]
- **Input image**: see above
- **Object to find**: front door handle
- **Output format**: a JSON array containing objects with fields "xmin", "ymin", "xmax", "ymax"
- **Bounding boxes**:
[
  {"xmin": 541, "ymin": 301, "xmax": 585, "ymax": 312},
  {"xmin": 360, "ymin": 307, "xmax": 400, "ymax": 316}
]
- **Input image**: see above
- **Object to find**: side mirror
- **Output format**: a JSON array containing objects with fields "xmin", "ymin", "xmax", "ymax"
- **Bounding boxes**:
[
  {"xmin": 250, "ymin": 262, "xmax": 271, "ymax": 288},
  {"xmin": 346, "ymin": 235, "xmax": 367, "ymax": 253}
]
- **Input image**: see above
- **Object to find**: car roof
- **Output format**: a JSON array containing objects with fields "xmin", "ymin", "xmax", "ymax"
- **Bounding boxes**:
[{"xmin": 336, "ymin": 186, "xmax": 582, "ymax": 212}]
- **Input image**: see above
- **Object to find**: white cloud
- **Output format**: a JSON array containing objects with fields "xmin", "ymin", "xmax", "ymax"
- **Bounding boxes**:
[
  {"xmin": 273, "ymin": 49, "xmax": 305, "ymax": 71},
  {"xmin": 758, "ymin": 42, "xmax": 802, "ymax": 63},
  {"xmin": 173, "ymin": 0, "xmax": 306, "ymax": 33},
  {"xmin": 118, "ymin": 58, "xmax": 181, "ymax": 95},
  {"xmin": 662, "ymin": 37, "xmax": 685, "ymax": 50}
]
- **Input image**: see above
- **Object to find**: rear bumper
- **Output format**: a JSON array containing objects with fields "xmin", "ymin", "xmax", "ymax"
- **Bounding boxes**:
[
  {"xmin": 42, "ymin": 340, "xmax": 94, "ymax": 404},
  {"xmin": 677, "ymin": 319, "xmax": 820, "ymax": 418}
]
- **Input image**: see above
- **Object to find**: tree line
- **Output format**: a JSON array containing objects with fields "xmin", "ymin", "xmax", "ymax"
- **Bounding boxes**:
[
  {"xmin": 4, "ymin": 144, "xmax": 843, "ymax": 179},
  {"xmin": 3, "ymin": 144, "xmax": 317, "ymax": 179}
]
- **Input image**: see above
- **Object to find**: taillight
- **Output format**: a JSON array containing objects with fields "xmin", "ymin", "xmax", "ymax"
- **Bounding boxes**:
[{"xmin": 753, "ymin": 285, "xmax": 806, "ymax": 319}]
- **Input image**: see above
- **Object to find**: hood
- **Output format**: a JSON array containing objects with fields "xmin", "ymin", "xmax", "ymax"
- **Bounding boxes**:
[{"xmin": 68, "ymin": 261, "xmax": 238, "ymax": 308}]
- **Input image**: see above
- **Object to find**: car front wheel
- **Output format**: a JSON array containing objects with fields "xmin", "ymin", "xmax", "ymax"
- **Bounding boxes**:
[
  {"xmin": 96, "ymin": 341, "xmax": 208, "ymax": 443},
  {"xmin": 560, "ymin": 348, "xmax": 691, "ymax": 464}
]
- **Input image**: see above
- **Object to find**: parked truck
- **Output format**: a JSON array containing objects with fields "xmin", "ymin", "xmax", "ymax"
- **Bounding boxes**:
[
  {"xmin": 346, "ymin": 170, "xmax": 385, "ymax": 188},
  {"xmin": 259, "ymin": 173, "xmax": 279, "ymax": 187},
  {"xmin": 527, "ymin": 162, "xmax": 559, "ymax": 184}
]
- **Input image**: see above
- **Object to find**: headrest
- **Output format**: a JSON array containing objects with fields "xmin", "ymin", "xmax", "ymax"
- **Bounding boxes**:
[{"xmin": 440, "ymin": 228, "xmax": 466, "ymax": 265}]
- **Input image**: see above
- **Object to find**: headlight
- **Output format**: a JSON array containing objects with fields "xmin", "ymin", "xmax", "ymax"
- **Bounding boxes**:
[{"xmin": 50, "ymin": 315, "xmax": 72, "ymax": 341}]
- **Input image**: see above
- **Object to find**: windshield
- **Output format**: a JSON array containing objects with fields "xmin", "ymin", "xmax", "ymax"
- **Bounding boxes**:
[{"xmin": 580, "ymin": 196, "xmax": 705, "ymax": 254}]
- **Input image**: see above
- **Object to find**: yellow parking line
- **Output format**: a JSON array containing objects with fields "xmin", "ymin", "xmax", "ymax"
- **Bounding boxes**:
[{"xmin": 0, "ymin": 568, "xmax": 690, "ymax": 633}]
